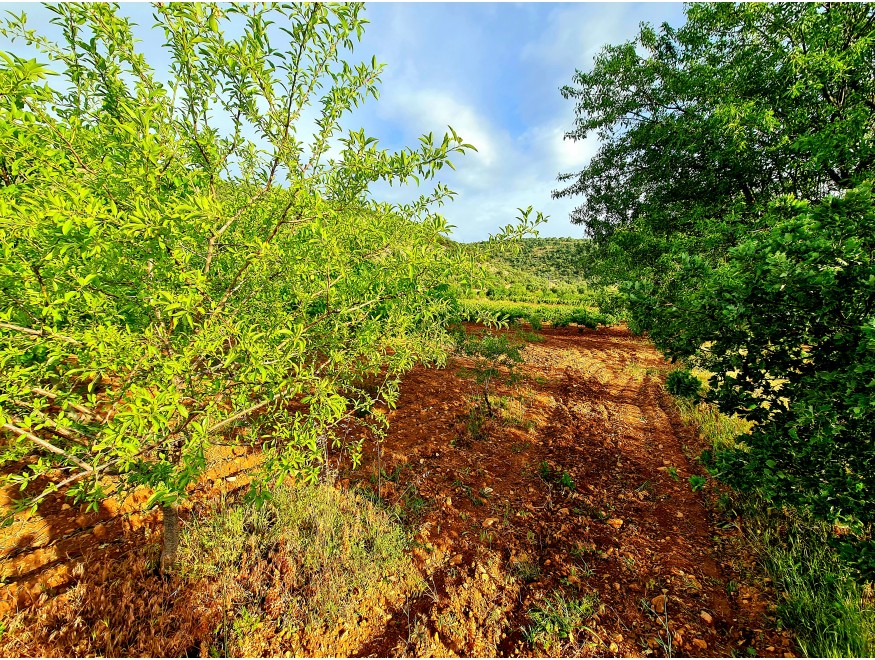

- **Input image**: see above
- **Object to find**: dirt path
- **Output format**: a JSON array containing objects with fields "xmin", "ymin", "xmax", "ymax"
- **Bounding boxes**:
[
  {"xmin": 1, "ymin": 324, "xmax": 796, "ymax": 657},
  {"xmin": 346, "ymin": 325, "xmax": 796, "ymax": 657}
]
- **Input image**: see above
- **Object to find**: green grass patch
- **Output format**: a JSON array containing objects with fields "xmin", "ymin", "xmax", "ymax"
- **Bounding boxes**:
[
  {"xmin": 178, "ymin": 482, "xmax": 422, "ymax": 655},
  {"xmin": 523, "ymin": 590, "xmax": 600, "ymax": 654}
]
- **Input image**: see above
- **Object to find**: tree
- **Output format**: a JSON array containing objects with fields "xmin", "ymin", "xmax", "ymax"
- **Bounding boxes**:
[
  {"xmin": 554, "ymin": 3, "xmax": 875, "ymax": 247},
  {"xmin": 635, "ymin": 185, "xmax": 875, "ymax": 576},
  {"xmin": 0, "ymin": 3, "xmax": 540, "ymax": 570},
  {"xmin": 556, "ymin": 3, "xmax": 875, "ymax": 576}
]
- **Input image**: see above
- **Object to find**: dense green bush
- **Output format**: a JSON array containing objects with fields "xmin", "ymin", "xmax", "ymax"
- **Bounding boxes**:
[
  {"xmin": 665, "ymin": 369, "xmax": 702, "ymax": 400},
  {"xmin": 634, "ymin": 184, "xmax": 875, "ymax": 577}
]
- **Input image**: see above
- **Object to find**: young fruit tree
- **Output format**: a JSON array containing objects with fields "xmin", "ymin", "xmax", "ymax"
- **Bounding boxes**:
[{"xmin": 0, "ymin": 3, "xmax": 537, "ymax": 570}]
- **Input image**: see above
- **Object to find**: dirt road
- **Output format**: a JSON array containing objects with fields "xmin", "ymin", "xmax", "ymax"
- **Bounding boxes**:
[{"xmin": 348, "ymin": 325, "xmax": 795, "ymax": 657}]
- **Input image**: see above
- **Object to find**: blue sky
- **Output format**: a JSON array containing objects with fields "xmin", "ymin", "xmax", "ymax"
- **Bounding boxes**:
[{"xmin": 1, "ymin": 3, "xmax": 687, "ymax": 241}]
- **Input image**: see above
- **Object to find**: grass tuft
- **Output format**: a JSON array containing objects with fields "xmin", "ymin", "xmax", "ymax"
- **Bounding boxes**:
[{"xmin": 523, "ymin": 590, "xmax": 600, "ymax": 654}]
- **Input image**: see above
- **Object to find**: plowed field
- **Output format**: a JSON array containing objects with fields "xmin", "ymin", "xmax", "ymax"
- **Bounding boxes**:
[{"xmin": 1, "ymin": 325, "xmax": 797, "ymax": 657}]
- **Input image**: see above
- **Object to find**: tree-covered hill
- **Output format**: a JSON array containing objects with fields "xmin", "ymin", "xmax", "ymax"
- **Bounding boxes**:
[{"xmin": 464, "ymin": 237, "xmax": 597, "ymax": 304}]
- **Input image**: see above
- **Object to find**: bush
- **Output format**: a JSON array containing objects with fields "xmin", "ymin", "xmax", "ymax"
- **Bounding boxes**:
[
  {"xmin": 665, "ymin": 369, "xmax": 702, "ymax": 400},
  {"xmin": 635, "ymin": 184, "xmax": 875, "ymax": 577}
]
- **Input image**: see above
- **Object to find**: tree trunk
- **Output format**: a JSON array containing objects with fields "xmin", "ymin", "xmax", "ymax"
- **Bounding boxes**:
[
  {"xmin": 483, "ymin": 378, "xmax": 493, "ymax": 417},
  {"xmin": 160, "ymin": 502, "xmax": 180, "ymax": 574}
]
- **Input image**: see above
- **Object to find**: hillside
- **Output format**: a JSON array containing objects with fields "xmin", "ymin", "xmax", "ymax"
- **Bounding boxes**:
[{"xmin": 467, "ymin": 238, "xmax": 594, "ymax": 305}]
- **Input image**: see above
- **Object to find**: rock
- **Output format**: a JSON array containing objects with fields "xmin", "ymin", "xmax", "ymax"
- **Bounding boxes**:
[
  {"xmin": 676, "ymin": 511, "xmax": 684, "ymax": 518},
  {"xmin": 651, "ymin": 594, "xmax": 666, "ymax": 614},
  {"xmin": 700, "ymin": 611, "xmax": 713, "ymax": 625},
  {"xmin": 607, "ymin": 518, "xmax": 624, "ymax": 529},
  {"xmin": 693, "ymin": 638, "xmax": 707, "ymax": 650}
]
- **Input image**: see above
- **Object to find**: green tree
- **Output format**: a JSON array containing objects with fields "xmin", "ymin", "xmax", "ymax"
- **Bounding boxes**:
[
  {"xmin": 457, "ymin": 329, "xmax": 524, "ymax": 418},
  {"xmin": 556, "ymin": 3, "xmax": 875, "ymax": 575},
  {"xmin": 555, "ymin": 2, "xmax": 875, "ymax": 247},
  {"xmin": 0, "ymin": 3, "xmax": 538, "ymax": 570}
]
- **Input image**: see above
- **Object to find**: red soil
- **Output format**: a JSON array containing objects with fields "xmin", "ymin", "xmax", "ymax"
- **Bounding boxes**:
[{"xmin": 0, "ymin": 324, "xmax": 796, "ymax": 657}]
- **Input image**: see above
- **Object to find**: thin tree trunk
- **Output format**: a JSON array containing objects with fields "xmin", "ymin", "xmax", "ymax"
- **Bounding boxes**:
[
  {"xmin": 483, "ymin": 376, "xmax": 493, "ymax": 417},
  {"xmin": 160, "ymin": 502, "xmax": 180, "ymax": 573}
]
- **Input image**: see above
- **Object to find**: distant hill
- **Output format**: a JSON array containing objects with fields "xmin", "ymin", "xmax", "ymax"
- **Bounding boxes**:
[
  {"xmin": 465, "ymin": 237, "xmax": 593, "ymax": 304},
  {"xmin": 471, "ymin": 237, "xmax": 591, "ymax": 283}
]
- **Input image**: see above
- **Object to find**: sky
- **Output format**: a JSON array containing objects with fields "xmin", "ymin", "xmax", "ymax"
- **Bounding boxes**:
[{"xmin": 1, "ymin": 2, "xmax": 688, "ymax": 242}]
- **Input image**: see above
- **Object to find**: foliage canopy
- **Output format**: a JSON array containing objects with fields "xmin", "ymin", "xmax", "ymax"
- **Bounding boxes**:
[
  {"xmin": 557, "ymin": 2, "xmax": 875, "ymax": 575},
  {"xmin": 0, "ymin": 3, "xmax": 543, "ymax": 564}
]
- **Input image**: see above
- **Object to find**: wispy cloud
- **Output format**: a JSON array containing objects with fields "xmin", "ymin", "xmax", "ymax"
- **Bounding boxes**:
[{"xmin": 346, "ymin": 3, "xmax": 686, "ymax": 241}]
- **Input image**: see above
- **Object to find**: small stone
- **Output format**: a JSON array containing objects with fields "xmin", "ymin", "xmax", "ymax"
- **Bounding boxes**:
[
  {"xmin": 483, "ymin": 518, "xmax": 497, "ymax": 527},
  {"xmin": 92, "ymin": 524, "xmax": 107, "ymax": 540},
  {"xmin": 651, "ymin": 594, "xmax": 666, "ymax": 614},
  {"xmin": 609, "ymin": 642, "xmax": 619, "ymax": 653},
  {"xmin": 559, "ymin": 507, "xmax": 570, "ymax": 516},
  {"xmin": 676, "ymin": 511, "xmax": 684, "ymax": 518},
  {"xmin": 226, "ymin": 475, "xmax": 236, "ymax": 482},
  {"xmin": 766, "ymin": 646, "xmax": 775, "ymax": 652},
  {"xmin": 700, "ymin": 611, "xmax": 713, "ymax": 625},
  {"xmin": 607, "ymin": 518, "xmax": 624, "ymax": 529},
  {"xmin": 450, "ymin": 554, "xmax": 463, "ymax": 565},
  {"xmin": 445, "ymin": 497, "xmax": 452, "ymax": 507},
  {"xmin": 693, "ymin": 638, "xmax": 707, "ymax": 650}
]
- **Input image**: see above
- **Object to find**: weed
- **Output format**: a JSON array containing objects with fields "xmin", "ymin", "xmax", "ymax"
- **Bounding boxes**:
[
  {"xmin": 665, "ymin": 369, "xmax": 702, "ymax": 400},
  {"xmin": 666, "ymin": 466, "xmax": 679, "ymax": 481},
  {"xmin": 512, "ymin": 560, "xmax": 541, "ymax": 583},
  {"xmin": 689, "ymin": 475, "xmax": 707, "ymax": 492},
  {"xmin": 572, "ymin": 504, "xmax": 608, "ymax": 522},
  {"xmin": 538, "ymin": 461, "xmax": 552, "ymax": 481},
  {"xmin": 640, "ymin": 590, "xmax": 673, "ymax": 658},
  {"xmin": 523, "ymin": 591, "xmax": 600, "ymax": 654},
  {"xmin": 464, "ymin": 406, "xmax": 488, "ymax": 441},
  {"xmin": 452, "ymin": 480, "xmax": 484, "ymax": 506},
  {"xmin": 539, "ymin": 462, "xmax": 576, "ymax": 491},
  {"xmin": 571, "ymin": 542, "xmax": 605, "ymax": 560}
]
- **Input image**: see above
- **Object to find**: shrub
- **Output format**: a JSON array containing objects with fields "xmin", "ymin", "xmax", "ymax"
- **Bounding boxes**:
[{"xmin": 665, "ymin": 369, "xmax": 703, "ymax": 400}]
